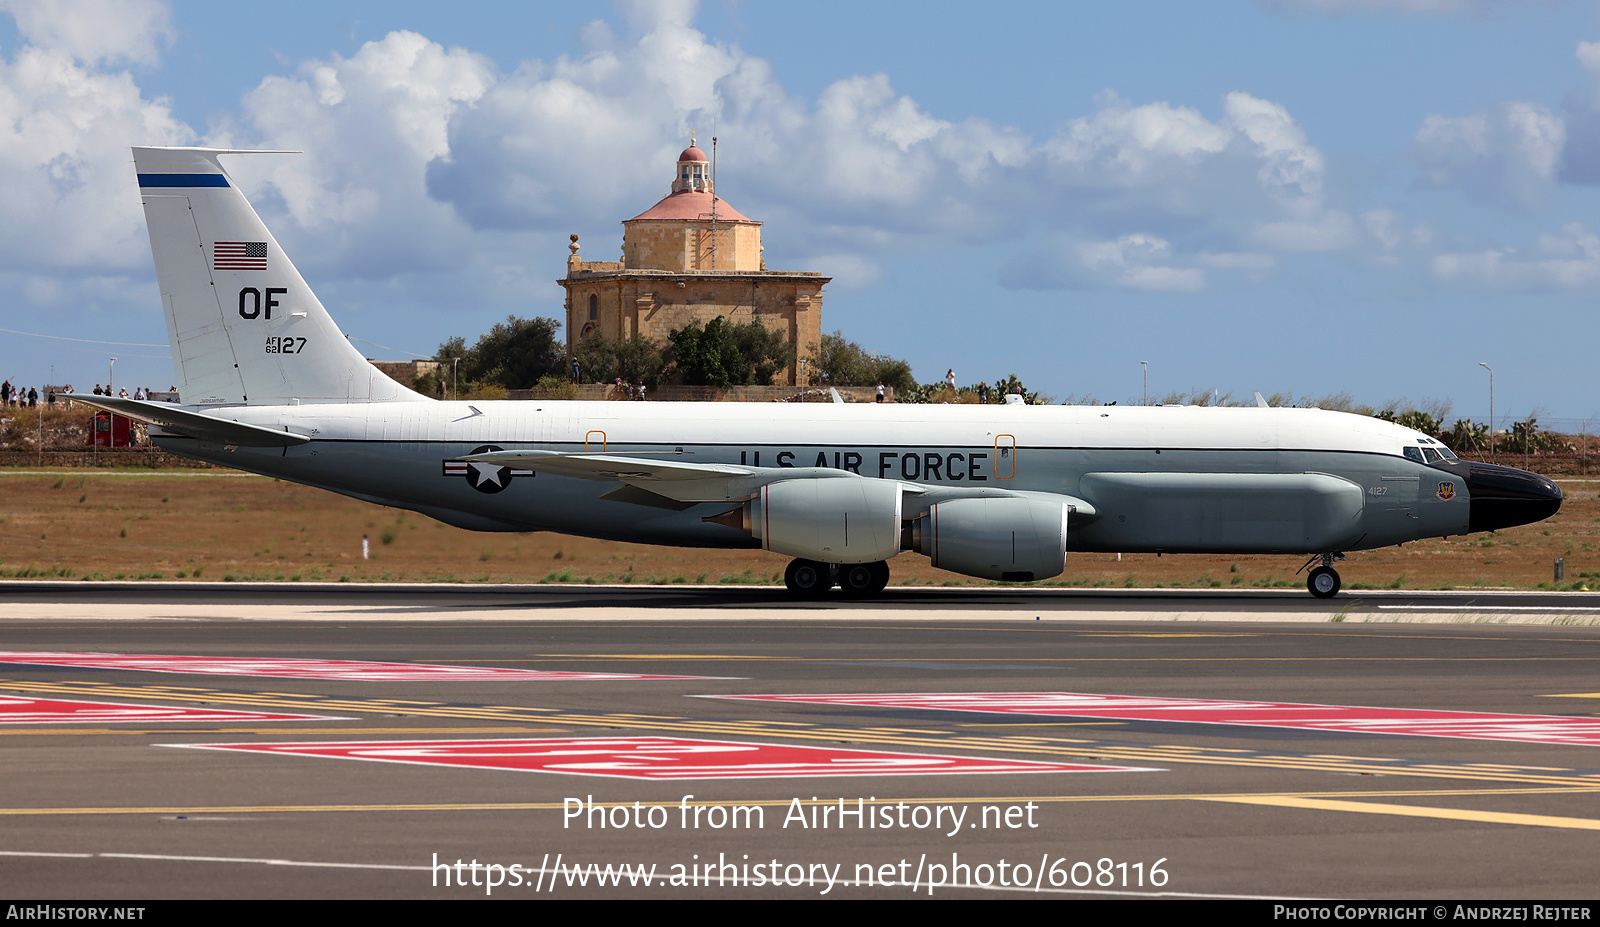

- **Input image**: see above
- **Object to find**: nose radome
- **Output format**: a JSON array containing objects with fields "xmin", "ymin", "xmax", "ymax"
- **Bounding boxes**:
[{"xmin": 1439, "ymin": 461, "xmax": 1563, "ymax": 533}]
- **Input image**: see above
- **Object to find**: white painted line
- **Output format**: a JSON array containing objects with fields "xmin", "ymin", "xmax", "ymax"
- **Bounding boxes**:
[
  {"xmin": 100, "ymin": 852, "xmax": 421, "ymax": 871},
  {"xmin": 1377, "ymin": 605, "xmax": 1600, "ymax": 612}
]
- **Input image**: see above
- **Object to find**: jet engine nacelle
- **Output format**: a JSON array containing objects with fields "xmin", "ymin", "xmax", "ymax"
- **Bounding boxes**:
[
  {"xmin": 909, "ymin": 497, "xmax": 1070, "ymax": 582},
  {"xmin": 745, "ymin": 478, "xmax": 904, "ymax": 564}
]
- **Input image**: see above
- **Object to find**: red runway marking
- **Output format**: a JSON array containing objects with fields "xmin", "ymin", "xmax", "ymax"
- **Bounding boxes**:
[
  {"xmin": 168, "ymin": 736, "xmax": 1154, "ymax": 779},
  {"xmin": 0, "ymin": 695, "xmax": 343, "ymax": 724},
  {"xmin": 714, "ymin": 692, "xmax": 1600, "ymax": 748},
  {"xmin": 0, "ymin": 651, "xmax": 703, "ymax": 682}
]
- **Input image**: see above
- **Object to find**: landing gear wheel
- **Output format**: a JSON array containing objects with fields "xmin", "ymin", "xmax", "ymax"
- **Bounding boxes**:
[
  {"xmin": 838, "ymin": 561, "xmax": 891, "ymax": 597},
  {"xmin": 867, "ymin": 560, "xmax": 891, "ymax": 594},
  {"xmin": 784, "ymin": 558, "xmax": 832, "ymax": 597},
  {"xmin": 1307, "ymin": 566, "xmax": 1341, "ymax": 599}
]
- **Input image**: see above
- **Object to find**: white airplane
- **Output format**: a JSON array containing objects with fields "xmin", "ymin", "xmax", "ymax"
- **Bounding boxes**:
[{"xmin": 72, "ymin": 147, "xmax": 1563, "ymax": 598}]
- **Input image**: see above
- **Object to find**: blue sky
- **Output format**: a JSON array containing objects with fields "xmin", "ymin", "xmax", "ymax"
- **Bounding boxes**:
[{"xmin": 3, "ymin": 0, "xmax": 1599, "ymax": 428}]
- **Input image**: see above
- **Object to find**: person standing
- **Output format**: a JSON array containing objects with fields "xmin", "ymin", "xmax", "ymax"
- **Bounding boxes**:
[
  {"xmin": 945, "ymin": 369, "xmax": 956, "ymax": 393},
  {"xmin": 875, "ymin": 382, "xmax": 885, "ymax": 403}
]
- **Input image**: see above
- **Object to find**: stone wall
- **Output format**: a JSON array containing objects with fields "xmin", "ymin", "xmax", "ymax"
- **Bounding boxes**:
[
  {"xmin": 561, "ymin": 271, "xmax": 826, "ymax": 385},
  {"xmin": 0, "ymin": 448, "xmax": 219, "ymax": 468},
  {"xmin": 369, "ymin": 359, "xmax": 438, "ymax": 388},
  {"xmin": 623, "ymin": 220, "xmax": 761, "ymax": 272}
]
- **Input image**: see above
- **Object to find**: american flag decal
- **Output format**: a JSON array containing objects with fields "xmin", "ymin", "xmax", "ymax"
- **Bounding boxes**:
[{"xmin": 213, "ymin": 241, "xmax": 268, "ymax": 271}]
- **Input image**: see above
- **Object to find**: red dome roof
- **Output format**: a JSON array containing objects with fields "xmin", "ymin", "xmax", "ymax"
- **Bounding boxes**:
[
  {"xmin": 678, "ymin": 145, "xmax": 708, "ymax": 163},
  {"xmin": 627, "ymin": 190, "xmax": 755, "ymax": 223}
]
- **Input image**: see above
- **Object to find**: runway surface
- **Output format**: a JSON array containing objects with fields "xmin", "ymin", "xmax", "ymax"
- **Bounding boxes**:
[{"xmin": 4, "ymin": 582, "xmax": 1600, "ymax": 899}]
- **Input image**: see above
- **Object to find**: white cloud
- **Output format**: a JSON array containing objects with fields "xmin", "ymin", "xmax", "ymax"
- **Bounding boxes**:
[
  {"xmin": 1414, "ymin": 101, "xmax": 1566, "ymax": 208},
  {"xmin": 1196, "ymin": 252, "xmax": 1276, "ymax": 271},
  {"xmin": 1075, "ymin": 235, "xmax": 1205, "ymax": 291},
  {"xmin": 1003, "ymin": 233, "xmax": 1208, "ymax": 292},
  {"xmin": 1223, "ymin": 92, "xmax": 1323, "ymax": 209},
  {"xmin": 0, "ymin": 40, "xmax": 191, "ymax": 271},
  {"xmin": 800, "ymin": 253, "xmax": 880, "ymax": 290},
  {"xmin": 1432, "ymin": 223, "xmax": 1600, "ymax": 290},
  {"xmin": 1362, "ymin": 208, "xmax": 1433, "ymax": 266},
  {"xmin": 1561, "ymin": 39, "xmax": 1600, "ymax": 185},
  {"xmin": 1579, "ymin": 40, "xmax": 1600, "ymax": 77},
  {"xmin": 1044, "ymin": 93, "xmax": 1229, "ymax": 186},
  {"xmin": 211, "ymin": 31, "xmax": 497, "ymax": 278},
  {"xmin": 1038, "ymin": 89, "xmax": 1343, "ymax": 259},
  {"xmin": 0, "ymin": 3, "xmax": 1351, "ymax": 307},
  {"xmin": 1253, "ymin": 211, "xmax": 1358, "ymax": 252},
  {"xmin": 0, "ymin": 0, "xmax": 173, "ymax": 66}
]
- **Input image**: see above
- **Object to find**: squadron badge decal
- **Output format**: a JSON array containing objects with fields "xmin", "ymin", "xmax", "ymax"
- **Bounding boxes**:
[
  {"xmin": 1437, "ymin": 481, "xmax": 1456, "ymax": 501},
  {"xmin": 443, "ymin": 445, "xmax": 532, "ymax": 494}
]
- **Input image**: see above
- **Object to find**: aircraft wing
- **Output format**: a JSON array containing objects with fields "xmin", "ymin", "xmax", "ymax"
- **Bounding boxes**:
[
  {"xmin": 61, "ymin": 395, "xmax": 310, "ymax": 447},
  {"xmin": 462, "ymin": 449, "xmax": 864, "ymax": 503},
  {"xmin": 464, "ymin": 450, "xmax": 758, "ymax": 482},
  {"xmin": 461, "ymin": 449, "xmax": 1096, "ymax": 516}
]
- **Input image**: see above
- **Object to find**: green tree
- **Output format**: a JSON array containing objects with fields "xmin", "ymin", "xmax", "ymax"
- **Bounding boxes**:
[
  {"xmin": 459, "ymin": 316, "xmax": 563, "ymax": 389},
  {"xmin": 1393, "ymin": 410, "xmax": 1442, "ymax": 438},
  {"xmin": 1443, "ymin": 419, "xmax": 1487, "ymax": 453},
  {"xmin": 573, "ymin": 333, "xmax": 668, "ymax": 388},
  {"xmin": 810, "ymin": 331, "xmax": 915, "ymax": 394},
  {"xmin": 668, "ymin": 317, "xmax": 792, "ymax": 387}
]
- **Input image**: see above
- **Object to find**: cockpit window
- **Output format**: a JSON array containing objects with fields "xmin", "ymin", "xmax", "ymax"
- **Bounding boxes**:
[
  {"xmin": 1438, "ymin": 446, "xmax": 1457, "ymax": 459},
  {"xmin": 1403, "ymin": 446, "xmax": 1424, "ymax": 462},
  {"xmin": 1422, "ymin": 447, "xmax": 1443, "ymax": 463}
]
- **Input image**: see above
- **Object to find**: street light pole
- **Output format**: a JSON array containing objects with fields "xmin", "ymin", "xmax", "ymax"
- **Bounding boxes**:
[
  {"xmin": 1141, "ymin": 360, "xmax": 1148, "ymax": 406},
  {"xmin": 109, "ymin": 357, "xmax": 116, "ymax": 395},
  {"xmin": 1479, "ymin": 362, "xmax": 1494, "ymax": 455}
]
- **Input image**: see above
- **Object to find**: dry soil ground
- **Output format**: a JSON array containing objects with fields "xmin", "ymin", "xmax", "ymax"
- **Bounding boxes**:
[{"xmin": 0, "ymin": 469, "xmax": 1596, "ymax": 591}]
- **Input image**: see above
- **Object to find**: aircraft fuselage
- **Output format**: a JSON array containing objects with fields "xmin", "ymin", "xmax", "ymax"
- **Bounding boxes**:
[{"xmin": 152, "ymin": 399, "xmax": 1557, "ymax": 558}]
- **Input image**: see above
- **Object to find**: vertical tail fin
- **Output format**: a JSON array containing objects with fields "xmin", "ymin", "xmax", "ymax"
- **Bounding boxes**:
[{"xmin": 134, "ymin": 147, "xmax": 423, "ymax": 405}]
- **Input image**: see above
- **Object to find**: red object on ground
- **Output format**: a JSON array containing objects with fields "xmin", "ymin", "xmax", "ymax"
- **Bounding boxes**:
[
  {"xmin": 172, "ymin": 736, "xmax": 1149, "ymax": 779},
  {"xmin": 0, "ymin": 695, "xmax": 342, "ymax": 724},
  {"xmin": 0, "ymin": 651, "xmax": 706, "ymax": 682},
  {"xmin": 717, "ymin": 692, "xmax": 1600, "ymax": 748}
]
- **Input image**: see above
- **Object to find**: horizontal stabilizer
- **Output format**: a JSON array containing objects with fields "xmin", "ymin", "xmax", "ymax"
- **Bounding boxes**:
[{"xmin": 63, "ymin": 395, "xmax": 309, "ymax": 447}]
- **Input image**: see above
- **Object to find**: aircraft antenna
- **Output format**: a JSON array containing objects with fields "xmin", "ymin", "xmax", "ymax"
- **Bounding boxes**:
[{"xmin": 710, "ymin": 135, "xmax": 718, "ymax": 271}]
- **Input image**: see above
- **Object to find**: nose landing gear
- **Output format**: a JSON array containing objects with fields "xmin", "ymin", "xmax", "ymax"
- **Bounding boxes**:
[{"xmin": 1299, "ymin": 553, "xmax": 1346, "ymax": 598}]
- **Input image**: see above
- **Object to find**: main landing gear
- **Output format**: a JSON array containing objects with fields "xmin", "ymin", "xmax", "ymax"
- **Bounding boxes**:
[
  {"xmin": 784, "ymin": 559, "xmax": 891, "ymax": 598},
  {"xmin": 1300, "ymin": 553, "xmax": 1346, "ymax": 599}
]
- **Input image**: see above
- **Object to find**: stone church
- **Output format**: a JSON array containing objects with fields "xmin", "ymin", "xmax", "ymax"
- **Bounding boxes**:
[{"xmin": 559, "ymin": 140, "xmax": 826, "ymax": 386}]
